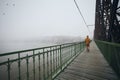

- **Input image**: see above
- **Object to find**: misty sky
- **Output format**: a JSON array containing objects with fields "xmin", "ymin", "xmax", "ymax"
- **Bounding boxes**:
[{"xmin": 0, "ymin": 0, "xmax": 96, "ymax": 41}]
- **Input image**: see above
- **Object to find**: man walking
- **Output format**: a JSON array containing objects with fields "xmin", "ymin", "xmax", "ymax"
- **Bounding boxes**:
[{"xmin": 85, "ymin": 35, "xmax": 91, "ymax": 52}]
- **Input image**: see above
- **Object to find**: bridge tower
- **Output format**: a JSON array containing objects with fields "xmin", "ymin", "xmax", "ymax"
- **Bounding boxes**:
[{"xmin": 94, "ymin": 0, "xmax": 120, "ymax": 43}]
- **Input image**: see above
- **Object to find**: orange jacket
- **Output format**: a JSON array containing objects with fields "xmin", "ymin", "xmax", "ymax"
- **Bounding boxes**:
[{"xmin": 85, "ymin": 37, "xmax": 90, "ymax": 44}]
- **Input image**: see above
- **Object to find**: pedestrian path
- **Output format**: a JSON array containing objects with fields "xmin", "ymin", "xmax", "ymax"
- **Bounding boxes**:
[{"xmin": 55, "ymin": 41, "xmax": 119, "ymax": 80}]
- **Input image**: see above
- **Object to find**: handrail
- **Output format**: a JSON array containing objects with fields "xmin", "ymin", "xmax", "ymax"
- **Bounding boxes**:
[
  {"xmin": 95, "ymin": 40, "xmax": 120, "ymax": 78},
  {"xmin": 95, "ymin": 40, "xmax": 120, "ymax": 47},
  {"xmin": 0, "ymin": 42, "xmax": 80, "ymax": 57},
  {"xmin": 0, "ymin": 41, "xmax": 85, "ymax": 80}
]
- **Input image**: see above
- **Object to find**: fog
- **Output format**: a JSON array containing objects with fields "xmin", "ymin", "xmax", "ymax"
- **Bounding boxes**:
[
  {"xmin": 0, "ymin": 0, "xmax": 95, "ymax": 40},
  {"xmin": 0, "ymin": 0, "xmax": 95, "ymax": 53}
]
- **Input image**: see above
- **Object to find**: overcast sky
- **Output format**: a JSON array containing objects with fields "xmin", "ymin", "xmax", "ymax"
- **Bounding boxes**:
[{"xmin": 0, "ymin": 0, "xmax": 96, "ymax": 41}]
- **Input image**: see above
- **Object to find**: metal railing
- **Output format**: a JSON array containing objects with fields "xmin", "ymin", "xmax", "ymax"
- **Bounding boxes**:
[
  {"xmin": 95, "ymin": 40, "xmax": 120, "ymax": 78},
  {"xmin": 0, "ymin": 41, "xmax": 85, "ymax": 80}
]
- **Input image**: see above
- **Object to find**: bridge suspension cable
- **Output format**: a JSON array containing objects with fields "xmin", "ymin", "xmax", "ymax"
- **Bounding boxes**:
[{"xmin": 74, "ymin": 0, "xmax": 91, "ymax": 34}]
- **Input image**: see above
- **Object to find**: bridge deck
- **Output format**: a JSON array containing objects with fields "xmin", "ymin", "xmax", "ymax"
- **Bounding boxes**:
[{"xmin": 55, "ymin": 41, "xmax": 119, "ymax": 80}]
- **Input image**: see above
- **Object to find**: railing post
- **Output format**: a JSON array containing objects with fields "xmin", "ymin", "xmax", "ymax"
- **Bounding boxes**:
[
  {"xmin": 7, "ymin": 58, "xmax": 11, "ymax": 80},
  {"xmin": 82, "ymin": 42, "xmax": 84, "ymax": 50},
  {"xmin": 72, "ymin": 45, "xmax": 73, "ymax": 57},
  {"xmin": 50, "ymin": 47, "xmax": 52, "ymax": 79},
  {"xmin": 60, "ymin": 45, "xmax": 62, "ymax": 70},
  {"xmin": 55, "ymin": 46, "xmax": 58, "ymax": 73},
  {"xmin": 18, "ymin": 53, "xmax": 21, "ymax": 80},
  {"xmin": 33, "ymin": 50, "xmax": 35, "ymax": 80},
  {"xmin": 74, "ymin": 43, "xmax": 76, "ymax": 55},
  {"xmin": 47, "ymin": 50, "xmax": 49, "ymax": 78},
  {"xmin": 81, "ymin": 42, "xmax": 82, "ymax": 50},
  {"xmin": 26, "ymin": 54, "xmax": 29, "ymax": 80},
  {"xmin": 56, "ymin": 46, "xmax": 58, "ymax": 71},
  {"xmin": 76, "ymin": 44, "xmax": 78, "ymax": 54},
  {"xmin": 43, "ymin": 48, "xmax": 45, "ymax": 80},
  {"xmin": 82, "ymin": 42, "xmax": 83, "ymax": 49},
  {"xmin": 79, "ymin": 43, "xmax": 81, "ymax": 52},
  {"xmin": 53, "ymin": 47, "xmax": 55, "ymax": 74},
  {"xmin": 38, "ymin": 52, "xmax": 41, "ymax": 80},
  {"xmin": 58, "ymin": 47, "xmax": 60, "ymax": 67},
  {"xmin": 70, "ymin": 45, "xmax": 72, "ymax": 58}
]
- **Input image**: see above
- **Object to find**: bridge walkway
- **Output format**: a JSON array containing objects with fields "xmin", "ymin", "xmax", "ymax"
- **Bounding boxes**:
[{"xmin": 55, "ymin": 41, "xmax": 119, "ymax": 80}]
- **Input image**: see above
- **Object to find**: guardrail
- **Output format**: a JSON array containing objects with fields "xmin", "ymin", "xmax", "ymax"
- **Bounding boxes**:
[
  {"xmin": 0, "ymin": 41, "xmax": 85, "ymax": 80},
  {"xmin": 95, "ymin": 40, "xmax": 120, "ymax": 78}
]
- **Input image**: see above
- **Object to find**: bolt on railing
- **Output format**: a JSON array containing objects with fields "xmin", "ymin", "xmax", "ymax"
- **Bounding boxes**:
[{"xmin": 0, "ymin": 41, "xmax": 85, "ymax": 80}]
